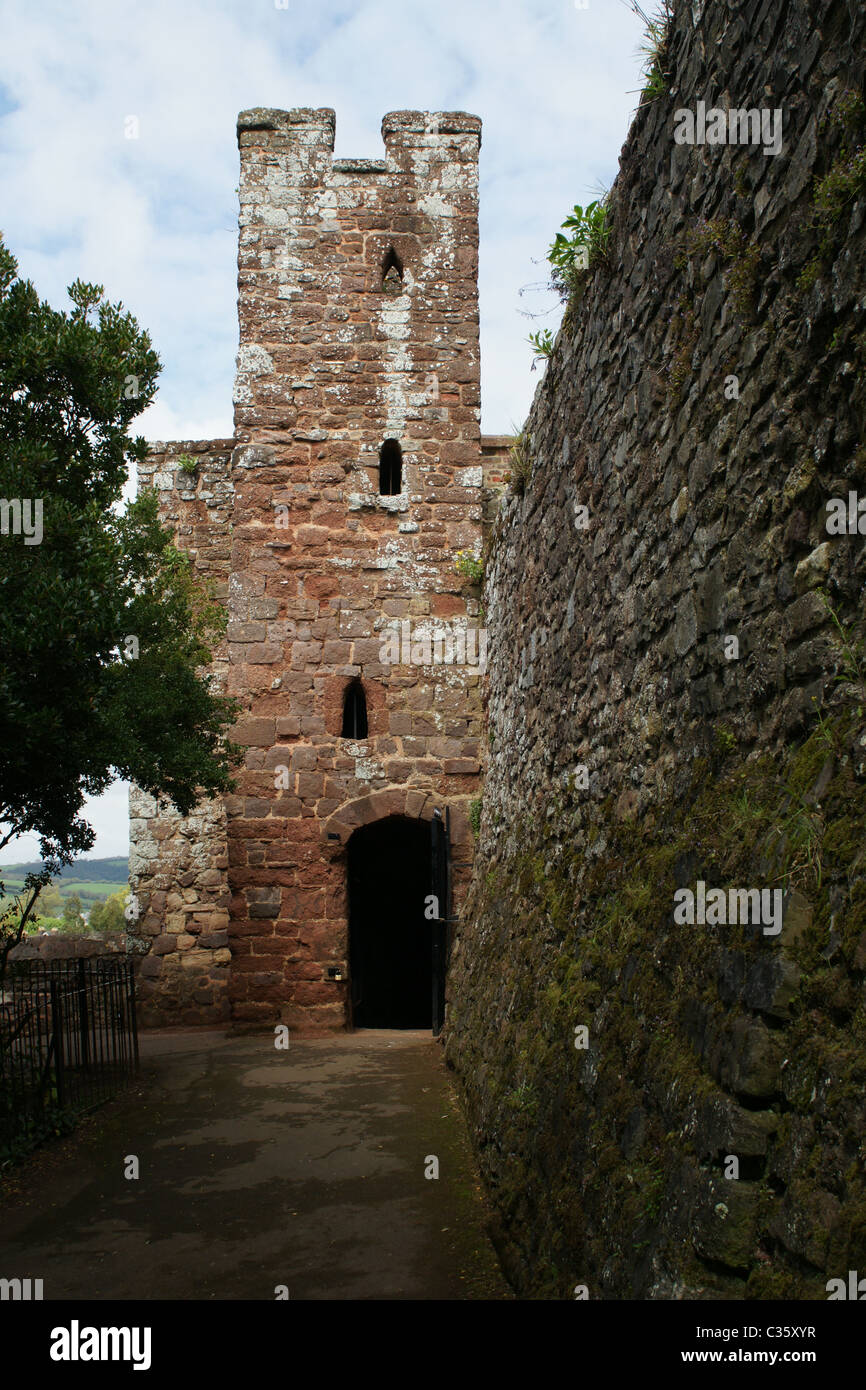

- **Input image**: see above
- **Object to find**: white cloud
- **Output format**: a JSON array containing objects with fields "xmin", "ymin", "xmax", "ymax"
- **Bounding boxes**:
[
  {"xmin": 0, "ymin": 0, "xmax": 649, "ymax": 859},
  {"xmin": 0, "ymin": 783, "xmax": 131, "ymax": 867}
]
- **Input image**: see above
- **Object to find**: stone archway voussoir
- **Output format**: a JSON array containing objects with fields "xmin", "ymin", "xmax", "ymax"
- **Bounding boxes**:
[{"xmin": 321, "ymin": 788, "xmax": 437, "ymax": 845}]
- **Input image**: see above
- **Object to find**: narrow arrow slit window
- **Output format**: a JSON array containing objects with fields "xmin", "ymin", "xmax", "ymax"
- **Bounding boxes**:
[
  {"xmin": 342, "ymin": 680, "xmax": 368, "ymax": 739},
  {"xmin": 379, "ymin": 439, "xmax": 402, "ymax": 496},
  {"xmin": 381, "ymin": 245, "xmax": 404, "ymax": 293}
]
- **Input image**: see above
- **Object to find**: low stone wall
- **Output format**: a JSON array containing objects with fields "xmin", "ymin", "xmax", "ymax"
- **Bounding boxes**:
[
  {"xmin": 127, "ymin": 439, "xmax": 234, "ymax": 1026},
  {"xmin": 129, "ymin": 788, "xmax": 232, "ymax": 1026},
  {"xmin": 8, "ymin": 933, "xmax": 126, "ymax": 962}
]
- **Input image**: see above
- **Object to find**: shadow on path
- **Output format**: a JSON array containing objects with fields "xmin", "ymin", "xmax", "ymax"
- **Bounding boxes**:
[{"xmin": 0, "ymin": 1029, "xmax": 512, "ymax": 1300}]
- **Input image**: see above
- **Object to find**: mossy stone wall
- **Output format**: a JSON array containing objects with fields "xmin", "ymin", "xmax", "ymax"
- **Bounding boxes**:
[{"xmin": 446, "ymin": 0, "xmax": 866, "ymax": 1299}]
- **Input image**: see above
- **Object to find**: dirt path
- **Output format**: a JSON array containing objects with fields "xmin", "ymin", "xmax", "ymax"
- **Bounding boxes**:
[{"xmin": 0, "ymin": 1029, "xmax": 511, "ymax": 1300}]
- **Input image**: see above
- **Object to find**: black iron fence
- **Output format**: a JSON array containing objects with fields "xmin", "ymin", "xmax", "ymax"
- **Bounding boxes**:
[{"xmin": 0, "ymin": 957, "xmax": 138, "ymax": 1153}]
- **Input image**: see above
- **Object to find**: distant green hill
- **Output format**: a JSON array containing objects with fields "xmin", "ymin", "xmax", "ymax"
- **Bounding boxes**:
[
  {"xmin": 0, "ymin": 857, "xmax": 129, "ymax": 908},
  {"xmin": 1, "ymin": 857, "xmax": 128, "ymax": 884}
]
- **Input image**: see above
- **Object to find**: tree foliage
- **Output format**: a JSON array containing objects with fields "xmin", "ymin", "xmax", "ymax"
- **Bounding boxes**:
[
  {"xmin": 0, "ymin": 237, "xmax": 241, "ymax": 977},
  {"xmin": 88, "ymin": 890, "xmax": 127, "ymax": 934},
  {"xmin": 61, "ymin": 893, "xmax": 85, "ymax": 932}
]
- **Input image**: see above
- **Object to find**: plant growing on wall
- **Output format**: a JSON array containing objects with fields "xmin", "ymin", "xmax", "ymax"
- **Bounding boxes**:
[
  {"xmin": 507, "ymin": 430, "xmax": 533, "ymax": 496},
  {"xmin": 528, "ymin": 328, "xmax": 554, "ymax": 367},
  {"xmin": 629, "ymin": 0, "xmax": 673, "ymax": 102},
  {"xmin": 455, "ymin": 550, "xmax": 484, "ymax": 585},
  {"xmin": 548, "ymin": 201, "xmax": 611, "ymax": 302}
]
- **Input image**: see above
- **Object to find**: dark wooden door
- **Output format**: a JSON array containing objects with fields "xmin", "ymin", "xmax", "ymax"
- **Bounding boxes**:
[{"xmin": 430, "ymin": 808, "xmax": 451, "ymax": 1036}]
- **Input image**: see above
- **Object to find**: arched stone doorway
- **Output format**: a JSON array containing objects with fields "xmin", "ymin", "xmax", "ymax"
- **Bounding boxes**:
[{"xmin": 347, "ymin": 816, "xmax": 431, "ymax": 1029}]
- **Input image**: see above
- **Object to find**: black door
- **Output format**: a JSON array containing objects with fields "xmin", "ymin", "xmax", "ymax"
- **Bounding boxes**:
[
  {"xmin": 348, "ymin": 817, "xmax": 431, "ymax": 1028},
  {"xmin": 430, "ymin": 807, "xmax": 450, "ymax": 1037}
]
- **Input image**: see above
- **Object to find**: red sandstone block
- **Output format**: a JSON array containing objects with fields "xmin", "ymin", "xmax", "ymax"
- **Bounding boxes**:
[
  {"xmin": 443, "ymin": 758, "xmax": 481, "ymax": 775},
  {"xmin": 250, "ymin": 971, "xmax": 283, "ymax": 989},
  {"xmin": 429, "ymin": 738, "xmax": 463, "ymax": 759},
  {"xmin": 233, "ymin": 717, "xmax": 275, "ymax": 746},
  {"xmin": 291, "ymin": 982, "xmax": 337, "ymax": 1006},
  {"xmin": 409, "ymin": 759, "xmax": 444, "ymax": 777},
  {"xmin": 401, "ymin": 737, "xmax": 428, "ymax": 757},
  {"xmin": 291, "ymin": 640, "xmax": 323, "ymax": 667},
  {"xmin": 262, "ymin": 845, "xmax": 299, "ymax": 868},
  {"xmin": 322, "ymin": 641, "xmax": 353, "ymax": 664},
  {"xmin": 296, "ymin": 772, "xmax": 325, "ymax": 798},
  {"xmin": 230, "ymin": 819, "xmax": 277, "ymax": 840},
  {"xmin": 431, "ymin": 593, "xmax": 468, "ymax": 616},
  {"xmin": 263, "ymin": 745, "xmax": 294, "ymax": 770},
  {"xmin": 296, "ymin": 526, "xmax": 331, "ymax": 547},
  {"xmin": 292, "ymin": 961, "xmax": 326, "ymax": 982},
  {"xmin": 272, "ymin": 924, "xmax": 301, "ymax": 943},
  {"xmin": 295, "ymin": 922, "xmax": 331, "ymax": 944},
  {"xmin": 250, "ymin": 938, "xmax": 288, "ymax": 959},
  {"xmin": 285, "ymin": 820, "xmax": 324, "ymax": 844},
  {"xmin": 384, "ymin": 759, "xmax": 414, "ymax": 781},
  {"xmin": 227, "ymin": 918, "xmax": 275, "ymax": 938},
  {"xmin": 309, "ymin": 858, "xmax": 340, "ymax": 891},
  {"xmin": 449, "ymin": 807, "xmax": 471, "ymax": 846},
  {"xmin": 351, "ymin": 639, "xmax": 383, "ymax": 664},
  {"xmin": 249, "ymin": 868, "xmax": 294, "ymax": 887},
  {"xmin": 405, "ymin": 790, "xmax": 429, "ymax": 818},
  {"xmin": 283, "ymin": 887, "xmax": 326, "ymax": 917},
  {"xmin": 231, "ymin": 954, "xmax": 273, "ymax": 975},
  {"xmin": 245, "ymin": 643, "xmax": 282, "ymax": 664},
  {"xmin": 228, "ymin": 868, "xmax": 257, "ymax": 889}
]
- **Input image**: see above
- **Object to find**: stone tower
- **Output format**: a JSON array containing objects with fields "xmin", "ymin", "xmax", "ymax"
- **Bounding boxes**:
[{"xmin": 130, "ymin": 108, "xmax": 507, "ymax": 1032}]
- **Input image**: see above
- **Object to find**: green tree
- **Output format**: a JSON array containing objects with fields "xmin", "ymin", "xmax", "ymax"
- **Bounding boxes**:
[
  {"xmin": 34, "ymin": 882, "xmax": 63, "ymax": 919},
  {"xmin": 61, "ymin": 893, "xmax": 85, "ymax": 933},
  {"xmin": 88, "ymin": 890, "xmax": 127, "ymax": 934},
  {"xmin": 0, "ymin": 237, "xmax": 241, "ymax": 982}
]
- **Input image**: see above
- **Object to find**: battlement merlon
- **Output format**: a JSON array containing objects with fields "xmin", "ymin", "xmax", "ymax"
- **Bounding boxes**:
[
  {"xmin": 236, "ymin": 107, "xmax": 481, "ymax": 177},
  {"xmin": 381, "ymin": 109, "xmax": 481, "ymax": 146}
]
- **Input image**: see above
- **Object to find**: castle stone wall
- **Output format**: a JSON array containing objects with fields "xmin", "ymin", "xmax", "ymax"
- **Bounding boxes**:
[
  {"xmin": 130, "ymin": 113, "xmax": 488, "ymax": 1031},
  {"xmin": 446, "ymin": 0, "xmax": 866, "ymax": 1299}
]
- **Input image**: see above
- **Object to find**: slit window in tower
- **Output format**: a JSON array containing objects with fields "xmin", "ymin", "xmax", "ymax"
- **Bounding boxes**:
[
  {"xmin": 379, "ymin": 439, "xmax": 402, "ymax": 496},
  {"xmin": 381, "ymin": 245, "xmax": 404, "ymax": 294},
  {"xmin": 342, "ymin": 681, "xmax": 368, "ymax": 739}
]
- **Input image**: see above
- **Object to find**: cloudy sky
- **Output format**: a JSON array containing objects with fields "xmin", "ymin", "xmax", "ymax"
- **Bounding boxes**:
[{"xmin": 0, "ymin": 0, "xmax": 649, "ymax": 864}]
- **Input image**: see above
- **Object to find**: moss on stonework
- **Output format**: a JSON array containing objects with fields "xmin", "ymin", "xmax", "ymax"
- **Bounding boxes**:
[
  {"xmin": 673, "ymin": 217, "xmax": 763, "ymax": 327},
  {"xmin": 448, "ymin": 688, "xmax": 866, "ymax": 1299},
  {"xmin": 797, "ymin": 89, "xmax": 866, "ymax": 292}
]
